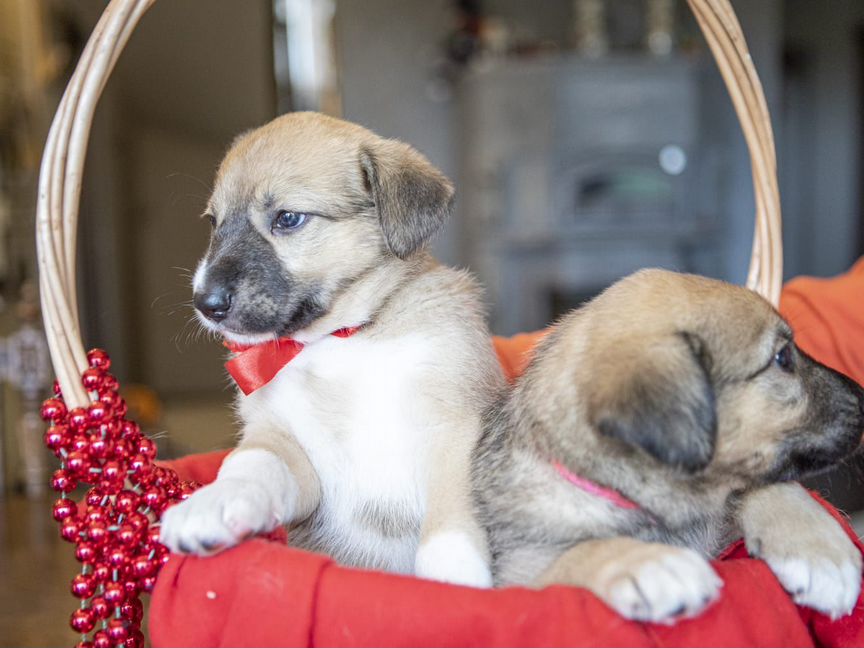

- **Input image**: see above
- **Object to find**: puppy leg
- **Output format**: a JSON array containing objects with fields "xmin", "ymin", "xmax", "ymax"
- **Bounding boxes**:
[
  {"xmin": 160, "ymin": 429, "xmax": 320, "ymax": 555},
  {"xmin": 536, "ymin": 537, "xmax": 722, "ymax": 624},
  {"xmin": 414, "ymin": 420, "xmax": 492, "ymax": 588},
  {"xmin": 739, "ymin": 482, "xmax": 862, "ymax": 619}
]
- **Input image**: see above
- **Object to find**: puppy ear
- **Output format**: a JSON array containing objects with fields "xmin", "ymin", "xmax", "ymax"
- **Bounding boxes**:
[
  {"xmin": 359, "ymin": 141, "xmax": 454, "ymax": 259},
  {"xmin": 587, "ymin": 332, "xmax": 717, "ymax": 473}
]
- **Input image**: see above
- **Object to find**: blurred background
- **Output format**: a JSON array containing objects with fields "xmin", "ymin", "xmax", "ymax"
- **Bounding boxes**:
[{"xmin": 0, "ymin": 0, "xmax": 863, "ymax": 643}]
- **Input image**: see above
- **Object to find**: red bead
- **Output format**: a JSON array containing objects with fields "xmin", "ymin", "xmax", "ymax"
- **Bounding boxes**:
[
  {"xmin": 114, "ymin": 399, "xmax": 128, "ymax": 418},
  {"xmin": 121, "ymin": 421, "xmax": 140, "ymax": 438},
  {"xmin": 142, "ymin": 486, "xmax": 165, "ymax": 511},
  {"xmin": 81, "ymin": 367, "xmax": 106, "ymax": 391},
  {"xmin": 68, "ymin": 407, "xmax": 90, "ymax": 432},
  {"xmin": 101, "ymin": 459, "xmax": 124, "ymax": 484},
  {"xmin": 92, "ymin": 629, "xmax": 112, "ymax": 648},
  {"xmin": 107, "ymin": 546, "xmax": 129, "ymax": 568},
  {"xmin": 90, "ymin": 595, "xmax": 111, "ymax": 619},
  {"xmin": 85, "ymin": 487, "xmax": 106, "ymax": 507},
  {"xmin": 140, "ymin": 575, "xmax": 157, "ymax": 592},
  {"xmin": 130, "ymin": 555, "xmax": 154, "ymax": 578},
  {"xmin": 60, "ymin": 518, "xmax": 82, "ymax": 542},
  {"xmin": 50, "ymin": 469, "xmax": 76, "ymax": 492},
  {"xmin": 70, "ymin": 434, "xmax": 90, "ymax": 453},
  {"xmin": 126, "ymin": 512, "xmax": 149, "ymax": 533},
  {"xmin": 88, "ymin": 436, "xmax": 111, "ymax": 460},
  {"xmin": 120, "ymin": 598, "xmax": 143, "ymax": 622},
  {"xmin": 87, "ymin": 520, "xmax": 108, "ymax": 544},
  {"xmin": 146, "ymin": 525, "xmax": 162, "ymax": 546},
  {"xmin": 104, "ymin": 581, "xmax": 125, "ymax": 604},
  {"xmin": 53, "ymin": 498, "xmax": 77, "ymax": 522},
  {"xmin": 87, "ymin": 401, "xmax": 110, "ymax": 423},
  {"xmin": 123, "ymin": 578, "xmax": 140, "ymax": 596},
  {"xmin": 52, "ymin": 380, "xmax": 63, "ymax": 396},
  {"xmin": 87, "ymin": 348, "xmax": 112, "ymax": 371},
  {"xmin": 75, "ymin": 541, "xmax": 97, "ymax": 563},
  {"xmin": 124, "ymin": 628, "xmax": 145, "ymax": 648},
  {"xmin": 70, "ymin": 607, "xmax": 95, "ymax": 633},
  {"xmin": 41, "ymin": 398, "xmax": 67, "ymax": 423},
  {"xmin": 71, "ymin": 573, "xmax": 96, "ymax": 598},
  {"xmin": 137, "ymin": 437, "xmax": 157, "ymax": 460},
  {"xmin": 91, "ymin": 563, "xmax": 111, "ymax": 583},
  {"xmin": 115, "ymin": 490, "xmax": 139, "ymax": 515},
  {"xmin": 128, "ymin": 455, "xmax": 151, "ymax": 478},
  {"xmin": 85, "ymin": 507, "xmax": 106, "ymax": 525},
  {"xmin": 65, "ymin": 450, "xmax": 91, "ymax": 476},
  {"xmin": 114, "ymin": 524, "xmax": 136, "ymax": 547},
  {"xmin": 43, "ymin": 426, "xmax": 67, "ymax": 451},
  {"xmin": 103, "ymin": 374, "xmax": 119, "ymax": 392},
  {"xmin": 107, "ymin": 619, "xmax": 129, "ymax": 642}
]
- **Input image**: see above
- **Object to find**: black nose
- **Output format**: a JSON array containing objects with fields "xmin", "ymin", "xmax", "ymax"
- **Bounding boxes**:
[{"xmin": 194, "ymin": 288, "xmax": 232, "ymax": 322}]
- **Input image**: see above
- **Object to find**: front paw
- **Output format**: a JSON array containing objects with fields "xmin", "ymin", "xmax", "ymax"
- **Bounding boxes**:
[
  {"xmin": 415, "ymin": 530, "xmax": 493, "ymax": 588},
  {"xmin": 747, "ymin": 526, "xmax": 861, "ymax": 619},
  {"xmin": 742, "ymin": 484, "xmax": 862, "ymax": 619},
  {"xmin": 595, "ymin": 544, "xmax": 722, "ymax": 624},
  {"xmin": 160, "ymin": 478, "xmax": 280, "ymax": 555}
]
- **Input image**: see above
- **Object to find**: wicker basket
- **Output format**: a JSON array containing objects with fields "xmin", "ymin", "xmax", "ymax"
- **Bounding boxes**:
[{"xmin": 34, "ymin": 0, "xmax": 783, "ymax": 643}]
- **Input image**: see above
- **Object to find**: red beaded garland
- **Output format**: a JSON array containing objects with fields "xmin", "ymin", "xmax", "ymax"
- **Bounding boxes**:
[{"xmin": 44, "ymin": 349, "xmax": 201, "ymax": 645}]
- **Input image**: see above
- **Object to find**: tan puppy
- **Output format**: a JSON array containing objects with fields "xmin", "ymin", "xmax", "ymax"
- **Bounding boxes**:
[
  {"xmin": 474, "ymin": 269, "xmax": 864, "ymax": 622},
  {"xmin": 160, "ymin": 112, "xmax": 504, "ymax": 586}
]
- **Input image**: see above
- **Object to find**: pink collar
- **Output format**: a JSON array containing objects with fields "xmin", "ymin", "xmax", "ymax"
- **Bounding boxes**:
[{"xmin": 552, "ymin": 461, "xmax": 641, "ymax": 511}]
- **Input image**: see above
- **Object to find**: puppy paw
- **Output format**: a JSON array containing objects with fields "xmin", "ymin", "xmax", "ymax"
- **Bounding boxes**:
[
  {"xmin": 595, "ymin": 544, "xmax": 722, "ymax": 624},
  {"xmin": 741, "ymin": 483, "xmax": 862, "ymax": 619},
  {"xmin": 160, "ymin": 478, "xmax": 280, "ymax": 555},
  {"xmin": 415, "ymin": 530, "xmax": 493, "ymax": 588}
]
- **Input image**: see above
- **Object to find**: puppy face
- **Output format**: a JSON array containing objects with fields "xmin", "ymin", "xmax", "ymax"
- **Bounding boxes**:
[
  {"xmin": 192, "ymin": 112, "xmax": 454, "ymax": 342},
  {"xmin": 548, "ymin": 269, "xmax": 863, "ymax": 485}
]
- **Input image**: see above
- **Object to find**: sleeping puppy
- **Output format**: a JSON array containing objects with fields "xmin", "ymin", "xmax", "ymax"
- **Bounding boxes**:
[
  {"xmin": 160, "ymin": 112, "xmax": 504, "ymax": 586},
  {"xmin": 473, "ymin": 269, "xmax": 864, "ymax": 622}
]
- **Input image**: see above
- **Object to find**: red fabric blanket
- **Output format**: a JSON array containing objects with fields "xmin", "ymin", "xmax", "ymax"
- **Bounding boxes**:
[{"xmin": 151, "ymin": 261, "xmax": 864, "ymax": 647}]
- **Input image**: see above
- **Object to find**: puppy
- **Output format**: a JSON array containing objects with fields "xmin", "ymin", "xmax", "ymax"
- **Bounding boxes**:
[
  {"xmin": 473, "ymin": 269, "xmax": 864, "ymax": 622},
  {"xmin": 160, "ymin": 112, "xmax": 504, "ymax": 586}
]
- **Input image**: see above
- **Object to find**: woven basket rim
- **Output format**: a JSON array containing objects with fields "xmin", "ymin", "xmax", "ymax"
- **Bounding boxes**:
[{"xmin": 36, "ymin": 0, "xmax": 782, "ymax": 408}]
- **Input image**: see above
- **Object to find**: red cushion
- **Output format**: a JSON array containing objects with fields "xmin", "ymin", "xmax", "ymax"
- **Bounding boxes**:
[{"xmin": 152, "ymin": 263, "xmax": 864, "ymax": 647}]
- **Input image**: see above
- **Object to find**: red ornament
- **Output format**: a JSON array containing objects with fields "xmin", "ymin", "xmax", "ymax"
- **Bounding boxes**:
[
  {"xmin": 42, "ymin": 349, "xmax": 199, "ymax": 645},
  {"xmin": 92, "ymin": 630, "xmax": 111, "ymax": 648},
  {"xmin": 71, "ymin": 573, "xmax": 96, "ymax": 599},
  {"xmin": 70, "ymin": 608, "xmax": 96, "ymax": 633},
  {"xmin": 53, "ymin": 498, "xmax": 76, "ymax": 522},
  {"xmin": 41, "ymin": 398, "xmax": 67, "ymax": 423},
  {"xmin": 75, "ymin": 542, "xmax": 97, "ymax": 563},
  {"xmin": 51, "ymin": 469, "xmax": 76, "ymax": 492},
  {"xmin": 87, "ymin": 348, "xmax": 111, "ymax": 371},
  {"xmin": 107, "ymin": 619, "xmax": 129, "ymax": 643},
  {"xmin": 59, "ymin": 518, "xmax": 82, "ymax": 542},
  {"xmin": 81, "ymin": 368, "xmax": 105, "ymax": 391},
  {"xmin": 104, "ymin": 581, "xmax": 126, "ymax": 605},
  {"xmin": 68, "ymin": 407, "xmax": 90, "ymax": 432},
  {"xmin": 90, "ymin": 596, "xmax": 111, "ymax": 620}
]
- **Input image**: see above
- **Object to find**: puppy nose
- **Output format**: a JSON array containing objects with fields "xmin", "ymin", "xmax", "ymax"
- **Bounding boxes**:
[{"xmin": 194, "ymin": 288, "xmax": 232, "ymax": 322}]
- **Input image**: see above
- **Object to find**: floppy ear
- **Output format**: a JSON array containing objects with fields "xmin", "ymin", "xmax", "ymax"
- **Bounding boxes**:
[
  {"xmin": 359, "ymin": 141, "xmax": 454, "ymax": 259},
  {"xmin": 587, "ymin": 331, "xmax": 717, "ymax": 473}
]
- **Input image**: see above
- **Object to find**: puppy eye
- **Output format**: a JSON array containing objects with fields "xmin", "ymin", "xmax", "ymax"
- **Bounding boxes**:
[
  {"xmin": 774, "ymin": 343, "xmax": 795, "ymax": 373},
  {"xmin": 271, "ymin": 210, "xmax": 308, "ymax": 234},
  {"xmin": 205, "ymin": 214, "xmax": 216, "ymax": 228}
]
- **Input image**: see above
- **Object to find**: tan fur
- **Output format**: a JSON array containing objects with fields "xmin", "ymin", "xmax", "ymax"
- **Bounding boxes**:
[
  {"xmin": 161, "ymin": 113, "xmax": 504, "ymax": 585},
  {"xmin": 473, "ymin": 269, "xmax": 864, "ymax": 621}
]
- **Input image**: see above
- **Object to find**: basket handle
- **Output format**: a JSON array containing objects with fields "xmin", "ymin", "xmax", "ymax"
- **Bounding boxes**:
[{"xmin": 36, "ymin": 0, "xmax": 782, "ymax": 408}]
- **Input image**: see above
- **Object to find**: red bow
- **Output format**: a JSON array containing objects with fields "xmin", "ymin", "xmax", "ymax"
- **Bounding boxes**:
[{"xmin": 224, "ymin": 326, "xmax": 362, "ymax": 395}]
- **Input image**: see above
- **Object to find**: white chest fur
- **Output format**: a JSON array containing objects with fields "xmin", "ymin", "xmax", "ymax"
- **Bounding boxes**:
[{"xmin": 239, "ymin": 333, "xmax": 434, "ymax": 572}]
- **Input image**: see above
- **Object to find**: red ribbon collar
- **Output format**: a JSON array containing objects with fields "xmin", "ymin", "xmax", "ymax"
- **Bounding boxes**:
[
  {"xmin": 552, "ymin": 461, "xmax": 641, "ymax": 511},
  {"xmin": 224, "ymin": 326, "xmax": 363, "ymax": 395}
]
